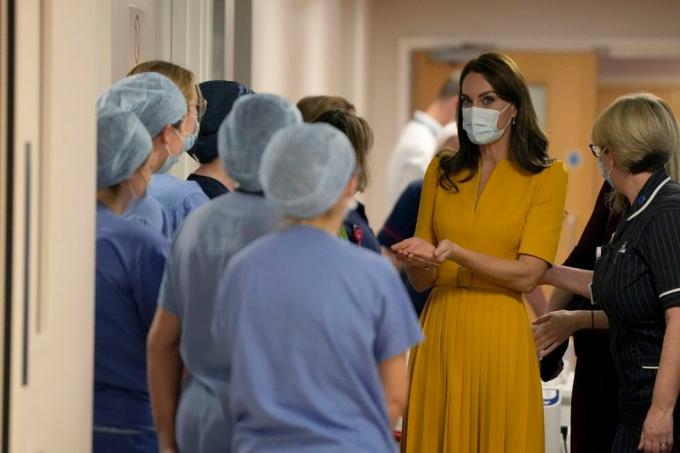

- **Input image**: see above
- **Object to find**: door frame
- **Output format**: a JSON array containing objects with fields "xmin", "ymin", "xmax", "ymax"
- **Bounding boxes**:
[{"xmin": 0, "ymin": 0, "xmax": 14, "ymax": 449}]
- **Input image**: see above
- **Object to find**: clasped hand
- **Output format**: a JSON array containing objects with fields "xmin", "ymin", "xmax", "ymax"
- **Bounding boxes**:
[
  {"xmin": 391, "ymin": 237, "xmax": 459, "ymax": 268},
  {"xmin": 532, "ymin": 310, "xmax": 578, "ymax": 357}
]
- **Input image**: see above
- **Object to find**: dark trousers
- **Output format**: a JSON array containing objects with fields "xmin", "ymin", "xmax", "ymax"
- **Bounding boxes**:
[{"xmin": 93, "ymin": 426, "xmax": 158, "ymax": 453}]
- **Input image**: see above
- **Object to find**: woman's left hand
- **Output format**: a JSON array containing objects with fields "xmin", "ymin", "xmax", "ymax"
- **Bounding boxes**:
[
  {"xmin": 532, "ymin": 311, "xmax": 580, "ymax": 356},
  {"xmin": 433, "ymin": 239, "xmax": 460, "ymax": 263},
  {"xmin": 638, "ymin": 406, "xmax": 674, "ymax": 452}
]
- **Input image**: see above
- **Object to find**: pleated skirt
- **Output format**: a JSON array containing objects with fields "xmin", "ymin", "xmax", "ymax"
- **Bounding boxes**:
[{"xmin": 401, "ymin": 286, "xmax": 545, "ymax": 453}]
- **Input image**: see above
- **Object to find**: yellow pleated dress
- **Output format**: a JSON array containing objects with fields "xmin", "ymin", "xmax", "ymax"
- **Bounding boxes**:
[{"xmin": 401, "ymin": 157, "xmax": 568, "ymax": 453}]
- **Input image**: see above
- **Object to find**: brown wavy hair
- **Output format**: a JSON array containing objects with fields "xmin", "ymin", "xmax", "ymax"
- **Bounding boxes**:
[
  {"xmin": 313, "ymin": 109, "xmax": 373, "ymax": 192},
  {"xmin": 438, "ymin": 52, "xmax": 551, "ymax": 192},
  {"xmin": 297, "ymin": 95, "xmax": 355, "ymax": 122}
]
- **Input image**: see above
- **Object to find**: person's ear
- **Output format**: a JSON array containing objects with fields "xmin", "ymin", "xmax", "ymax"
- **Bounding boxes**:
[
  {"xmin": 344, "ymin": 174, "xmax": 359, "ymax": 198},
  {"xmin": 158, "ymin": 124, "xmax": 175, "ymax": 145}
]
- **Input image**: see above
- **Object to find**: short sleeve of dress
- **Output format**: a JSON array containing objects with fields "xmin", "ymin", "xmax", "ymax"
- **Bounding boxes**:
[
  {"xmin": 518, "ymin": 161, "xmax": 568, "ymax": 265},
  {"xmin": 643, "ymin": 210, "xmax": 680, "ymax": 309},
  {"xmin": 414, "ymin": 158, "xmax": 439, "ymax": 245}
]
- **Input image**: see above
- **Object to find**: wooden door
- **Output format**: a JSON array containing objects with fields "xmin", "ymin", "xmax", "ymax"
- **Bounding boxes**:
[{"xmin": 599, "ymin": 83, "xmax": 680, "ymax": 117}]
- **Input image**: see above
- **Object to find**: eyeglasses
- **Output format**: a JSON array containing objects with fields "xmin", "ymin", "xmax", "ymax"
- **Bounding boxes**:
[
  {"xmin": 193, "ymin": 84, "xmax": 208, "ymax": 121},
  {"xmin": 589, "ymin": 144, "xmax": 607, "ymax": 158}
]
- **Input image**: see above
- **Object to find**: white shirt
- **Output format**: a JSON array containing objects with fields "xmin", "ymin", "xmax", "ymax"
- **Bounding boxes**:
[{"xmin": 386, "ymin": 111, "xmax": 451, "ymax": 207}]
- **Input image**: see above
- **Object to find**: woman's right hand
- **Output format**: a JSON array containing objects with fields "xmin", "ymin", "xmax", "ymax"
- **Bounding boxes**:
[{"xmin": 391, "ymin": 237, "xmax": 440, "ymax": 269}]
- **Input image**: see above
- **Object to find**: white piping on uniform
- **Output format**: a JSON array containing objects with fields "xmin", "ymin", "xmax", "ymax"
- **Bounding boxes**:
[
  {"xmin": 627, "ymin": 177, "xmax": 671, "ymax": 221},
  {"xmin": 659, "ymin": 287, "xmax": 680, "ymax": 299},
  {"xmin": 642, "ymin": 365, "xmax": 660, "ymax": 370}
]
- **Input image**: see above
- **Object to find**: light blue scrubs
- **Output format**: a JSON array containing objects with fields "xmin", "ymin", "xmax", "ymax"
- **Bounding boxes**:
[
  {"xmin": 94, "ymin": 203, "xmax": 170, "ymax": 453},
  {"xmin": 123, "ymin": 195, "xmax": 171, "ymax": 239},
  {"xmin": 213, "ymin": 225, "xmax": 423, "ymax": 453},
  {"xmin": 158, "ymin": 191, "xmax": 281, "ymax": 452},
  {"xmin": 148, "ymin": 173, "xmax": 209, "ymax": 235}
]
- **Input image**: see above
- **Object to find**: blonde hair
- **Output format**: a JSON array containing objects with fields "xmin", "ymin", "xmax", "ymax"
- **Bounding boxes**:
[
  {"xmin": 592, "ymin": 92, "xmax": 680, "ymax": 210},
  {"xmin": 128, "ymin": 60, "xmax": 196, "ymax": 106}
]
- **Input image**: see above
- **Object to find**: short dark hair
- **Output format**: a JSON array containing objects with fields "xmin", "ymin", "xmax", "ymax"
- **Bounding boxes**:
[
  {"xmin": 437, "ymin": 74, "xmax": 460, "ymax": 100},
  {"xmin": 313, "ymin": 109, "xmax": 373, "ymax": 192}
]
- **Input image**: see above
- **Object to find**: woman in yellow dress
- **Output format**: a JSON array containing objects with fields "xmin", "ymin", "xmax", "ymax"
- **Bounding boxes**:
[{"xmin": 393, "ymin": 52, "xmax": 568, "ymax": 452}]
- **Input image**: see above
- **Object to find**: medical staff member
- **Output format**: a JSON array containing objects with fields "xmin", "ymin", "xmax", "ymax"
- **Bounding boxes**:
[
  {"xmin": 313, "ymin": 108, "xmax": 381, "ymax": 252},
  {"xmin": 97, "ymin": 72, "xmax": 188, "ymax": 239},
  {"xmin": 385, "ymin": 75, "xmax": 459, "ymax": 207},
  {"xmin": 146, "ymin": 94, "xmax": 301, "ymax": 453},
  {"xmin": 543, "ymin": 93, "xmax": 680, "ymax": 453},
  {"xmin": 128, "ymin": 60, "xmax": 209, "ymax": 235},
  {"xmin": 94, "ymin": 105, "xmax": 169, "ymax": 452},
  {"xmin": 187, "ymin": 80, "xmax": 254, "ymax": 198},
  {"xmin": 212, "ymin": 123, "xmax": 423, "ymax": 452}
]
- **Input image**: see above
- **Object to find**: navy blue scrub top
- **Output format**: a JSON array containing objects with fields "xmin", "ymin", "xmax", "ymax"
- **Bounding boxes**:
[
  {"xmin": 94, "ymin": 203, "xmax": 170, "ymax": 429},
  {"xmin": 187, "ymin": 173, "xmax": 229, "ymax": 199},
  {"xmin": 343, "ymin": 201, "xmax": 381, "ymax": 253},
  {"xmin": 378, "ymin": 179, "xmax": 431, "ymax": 317}
]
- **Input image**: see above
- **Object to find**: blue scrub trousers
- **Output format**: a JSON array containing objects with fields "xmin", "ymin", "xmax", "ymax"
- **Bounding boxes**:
[{"xmin": 176, "ymin": 378, "xmax": 231, "ymax": 452}]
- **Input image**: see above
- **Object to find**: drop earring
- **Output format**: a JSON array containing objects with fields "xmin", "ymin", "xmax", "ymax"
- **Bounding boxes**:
[{"xmin": 511, "ymin": 117, "xmax": 516, "ymax": 125}]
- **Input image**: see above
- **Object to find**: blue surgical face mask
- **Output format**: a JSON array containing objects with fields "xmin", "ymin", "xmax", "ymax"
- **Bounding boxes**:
[
  {"xmin": 598, "ymin": 157, "xmax": 615, "ymax": 188},
  {"xmin": 157, "ymin": 144, "xmax": 179, "ymax": 174},
  {"xmin": 462, "ymin": 103, "xmax": 513, "ymax": 145},
  {"xmin": 180, "ymin": 116, "xmax": 199, "ymax": 153}
]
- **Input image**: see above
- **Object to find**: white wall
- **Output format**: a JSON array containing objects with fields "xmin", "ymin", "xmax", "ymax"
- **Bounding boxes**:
[
  {"xmin": 108, "ymin": 0, "xmax": 221, "ymax": 177},
  {"xmin": 110, "ymin": 0, "xmax": 161, "ymax": 82},
  {"xmin": 251, "ymin": 0, "xmax": 368, "ymax": 113}
]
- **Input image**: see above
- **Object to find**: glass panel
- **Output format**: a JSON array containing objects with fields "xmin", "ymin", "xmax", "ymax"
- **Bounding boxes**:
[{"xmin": 528, "ymin": 84, "xmax": 547, "ymax": 130}]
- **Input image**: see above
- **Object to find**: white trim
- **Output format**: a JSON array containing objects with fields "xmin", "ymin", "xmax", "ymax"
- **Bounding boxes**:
[
  {"xmin": 642, "ymin": 366, "xmax": 660, "ymax": 370},
  {"xmin": 627, "ymin": 176, "xmax": 671, "ymax": 221},
  {"xmin": 588, "ymin": 282, "xmax": 595, "ymax": 306},
  {"xmin": 659, "ymin": 287, "xmax": 680, "ymax": 299}
]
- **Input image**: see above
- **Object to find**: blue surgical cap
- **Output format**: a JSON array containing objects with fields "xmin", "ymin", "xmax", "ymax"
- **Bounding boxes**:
[
  {"xmin": 97, "ymin": 105, "xmax": 152, "ymax": 189},
  {"xmin": 218, "ymin": 94, "xmax": 301, "ymax": 192},
  {"xmin": 97, "ymin": 72, "xmax": 187, "ymax": 137},
  {"xmin": 259, "ymin": 123, "xmax": 356, "ymax": 219}
]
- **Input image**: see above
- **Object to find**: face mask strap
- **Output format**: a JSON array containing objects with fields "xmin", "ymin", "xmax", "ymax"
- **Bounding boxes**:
[{"xmin": 127, "ymin": 179, "xmax": 139, "ymax": 199}]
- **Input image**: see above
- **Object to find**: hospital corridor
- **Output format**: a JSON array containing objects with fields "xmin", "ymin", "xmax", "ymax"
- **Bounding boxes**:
[{"xmin": 2, "ymin": 0, "xmax": 680, "ymax": 452}]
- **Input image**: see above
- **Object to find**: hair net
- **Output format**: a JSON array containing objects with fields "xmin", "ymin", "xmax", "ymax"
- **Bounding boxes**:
[
  {"xmin": 259, "ymin": 123, "xmax": 356, "ymax": 219},
  {"xmin": 190, "ymin": 80, "xmax": 254, "ymax": 164},
  {"xmin": 97, "ymin": 105, "xmax": 152, "ymax": 189},
  {"xmin": 218, "ymin": 94, "xmax": 302, "ymax": 192},
  {"xmin": 97, "ymin": 72, "xmax": 187, "ymax": 137}
]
